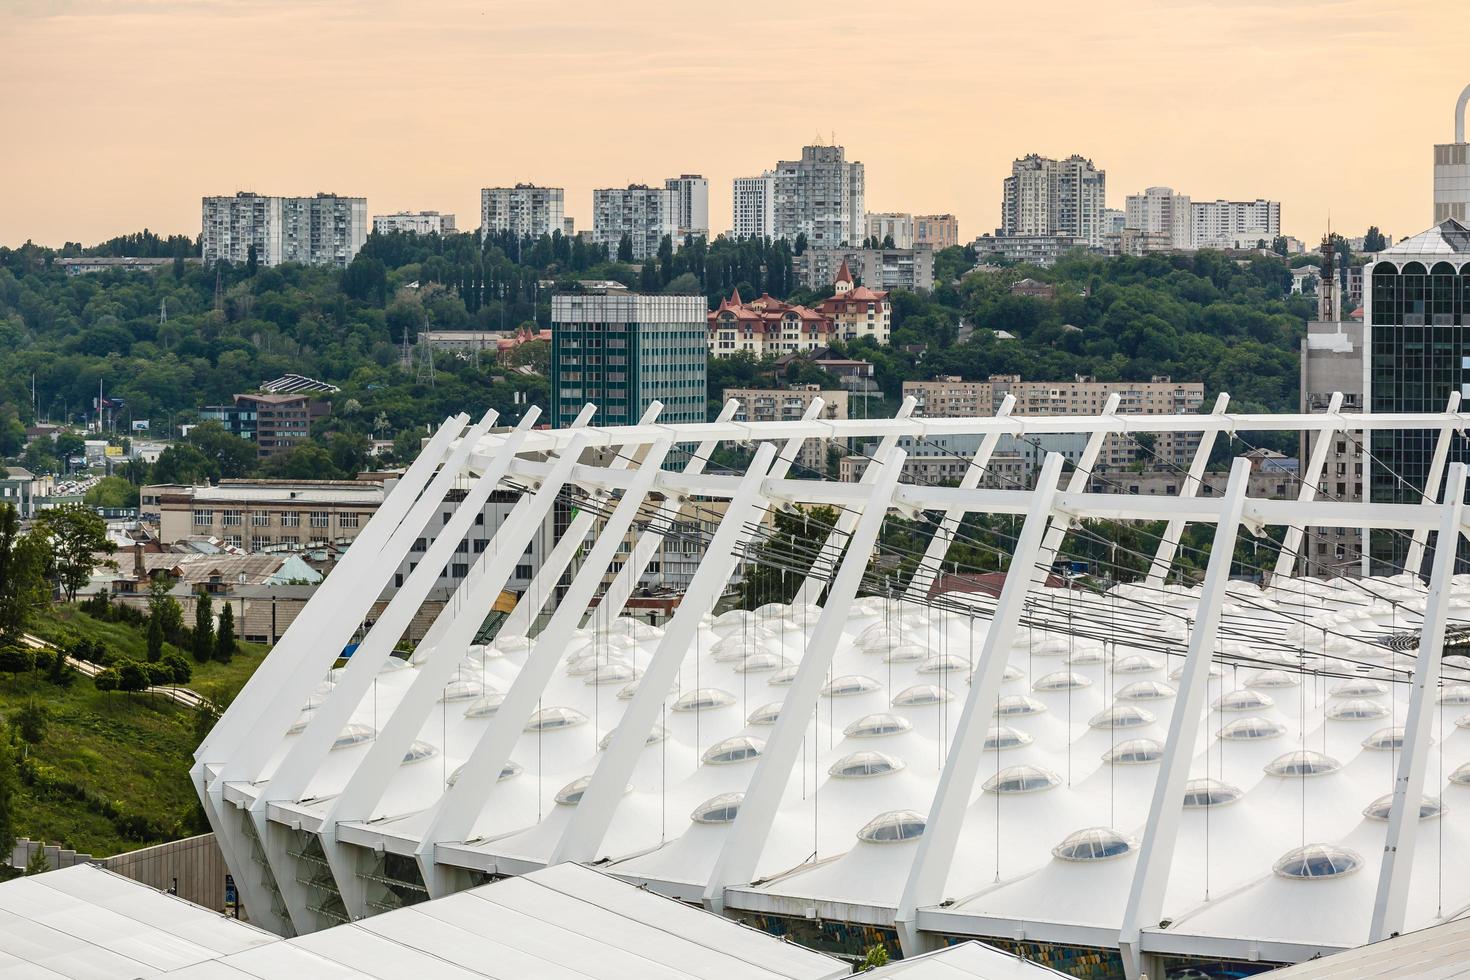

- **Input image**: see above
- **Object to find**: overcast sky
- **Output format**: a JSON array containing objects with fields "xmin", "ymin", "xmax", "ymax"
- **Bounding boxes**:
[{"xmin": 1, "ymin": 0, "xmax": 1464, "ymax": 248}]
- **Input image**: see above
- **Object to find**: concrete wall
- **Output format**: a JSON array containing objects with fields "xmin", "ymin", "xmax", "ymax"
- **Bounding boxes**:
[{"xmin": 10, "ymin": 834, "xmax": 235, "ymax": 914}]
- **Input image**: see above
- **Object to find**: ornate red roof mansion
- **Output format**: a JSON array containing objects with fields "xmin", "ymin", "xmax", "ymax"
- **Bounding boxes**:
[
  {"xmin": 812, "ymin": 260, "xmax": 892, "ymax": 344},
  {"xmin": 707, "ymin": 289, "xmax": 833, "ymax": 358}
]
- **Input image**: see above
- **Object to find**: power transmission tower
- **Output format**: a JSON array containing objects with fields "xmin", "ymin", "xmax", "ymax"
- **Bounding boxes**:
[{"xmin": 416, "ymin": 339, "xmax": 436, "ymax": 387}]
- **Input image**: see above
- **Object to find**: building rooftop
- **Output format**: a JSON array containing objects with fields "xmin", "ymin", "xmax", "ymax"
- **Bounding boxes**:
[
  {"xmin": 1377, "ymin": 218, "xmax": 1470, "ymax": 258},
  {"xmin": 260, "ymin": 374, "xmax": 340, "ymax": 395}
]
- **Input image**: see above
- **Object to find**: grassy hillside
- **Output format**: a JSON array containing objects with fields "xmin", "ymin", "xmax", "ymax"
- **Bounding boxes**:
[{"xmin": 4, "ymin": 605, "xmax": 268, "ymax": 857}]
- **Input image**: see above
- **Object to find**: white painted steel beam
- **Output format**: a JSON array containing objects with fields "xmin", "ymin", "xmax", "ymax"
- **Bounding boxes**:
[
  {"xmin": 1369, "ymin": 461, "xmax": 1468, "ymax": 942},
  {"xmin": 1145, "ymin": 393, "xmax": 1229, "ymax": 587},
  {"xmin": 1404, "ymin": 392, "xmax": 1463, "ymax": 577},
  {"xmin": 792, "ymin": 396, "xmax": 915, "ymax": 606},
  {"xmin": 894, "ymin": 451, "xmax": 1067, "ymax": 955},
  {"xmin": 704, "ymin": 448, "xmax": 906, "ymax": 911},
  {"xmin": 1119, "ymin": 458, "xmax": 1253, "ymax": 980},
  {"xmin": 549, "ymin": 441, "xmax": 783, "ymax": 866},
  {"xmin": 903, "ymin": 394, "xmax": 1015, "ymax": 601},
  {"xmin": 1274, "ymin": 391, "xmax": 1343, "ymax": 581}
]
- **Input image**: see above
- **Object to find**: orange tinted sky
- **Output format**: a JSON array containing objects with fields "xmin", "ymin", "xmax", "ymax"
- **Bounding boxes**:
[{"xmin": 1, "ymin": 0, "xmax": 1465, "ymax": 248}]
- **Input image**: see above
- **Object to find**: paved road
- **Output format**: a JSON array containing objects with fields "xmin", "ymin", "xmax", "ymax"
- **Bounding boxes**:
[{"xmin": 20, "ymin": 633, "xmax": 212, "ymax": 710}]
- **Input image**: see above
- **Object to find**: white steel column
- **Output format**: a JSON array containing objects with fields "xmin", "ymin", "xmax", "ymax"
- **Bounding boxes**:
[
  {"xmin": 1370, "ymin": 461, "xmax": 1468, "ymax": 941},
  {"xmin": 1118, "ymin": 458, "xmax": 1252, "ymax": 980},
  {"xmin": 704, "ymin": 449, "xmax": 906, "ymax": 911},
  {"xmin": 903, "ymin": 395, "xmax": 1015, "ymax": 601},
  {"xmin": 549, "ymin": 441, "xmax": 782, "ymax": 866},
  {"xmin": 497, "ymin": 402, "xmax": 661, "ymax": 639},
  {"xmin": 1404, "ymin": 392, "xmax": 1462, "ymax": 577},
  {"xmin": 1145, "ymin": 393, "xmax": 1230, "ymax": 587},
  {"xmin": 1273, "ymin": 391, "xmax": 1343, "ymax": 581},
  {"xmin": 893, "ymin": 451, "xmax": 1066, "ymax": 955},
  {"xmin": 588, "ymin": 399, "xmax": 741, "ymax": 625},
  {"xmin": 1036, "ymin": 393, "xmax": 1119, "ymax": 561},
  {"xmin": 792, "ymin": 396, "xmax": 915, "ymax": 606},
  {"xmin": 412, "ymin": 440, "xmax": 675, "ymax": 891}
]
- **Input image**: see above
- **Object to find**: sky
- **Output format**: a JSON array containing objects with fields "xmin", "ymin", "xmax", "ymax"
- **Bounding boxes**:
[{"xmin": 1, "ymin": 0, "xmax": 1466, "ymax": 249}]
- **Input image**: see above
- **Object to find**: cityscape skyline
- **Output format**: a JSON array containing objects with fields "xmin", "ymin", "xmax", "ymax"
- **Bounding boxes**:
[{"xmin": 2, "ymin": 0, "xmax": 1465, "ymax": 248}]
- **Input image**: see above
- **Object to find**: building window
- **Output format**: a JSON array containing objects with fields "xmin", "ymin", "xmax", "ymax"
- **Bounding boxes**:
[
  {"xmin": 310, "ymin": 511, "xmax": 330, "ymax": 529},
  {"xmin": 193, "ymin": 509, "xmax": 214, "ymax": 527},
  {"xmin": 220, "ymin": 510, "xmax": 242, "ymax": 527},
  {"xmin": 224, "ymin": 535, "xmax": 242, "ymax": 548},
  {"xmin": 515, "ymin": 563, "xmax": 534, "ymax": 580},
  {"xmin": 451, "ymin": 563, "xmax": 469, "ymax": 578},
  {"xmin": 251, "ymin": 512, "xmax": 271, "ymax": 527},
  {"xmin": 339, "ymin": 512, "xmax": 360, "ymax": 529},
  {"xmin": 280, "ymin": 512, "xmax": 301, "ymax": 527},
  {"xmin": 251, "ymin": 536, "xmax": 271, "ymax": 550}
]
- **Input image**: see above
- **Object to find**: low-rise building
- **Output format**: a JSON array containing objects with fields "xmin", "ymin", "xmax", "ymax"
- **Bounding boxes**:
[
  {"xmin": 972, "ymin": 233, "xmax": 1089, "ymax": 266},
  {"xmin": 1008, "ymin": 277, "xmax": 1055, "ymax": 299},
  {"xmin": 812, "ymin": 261, "xmax": 892, "ymax": 344},
  {"xmin": 372, "ymin": 211, "xmax": 456, "ymax": 235},
  {"xmin": 707, "ymin": 290, "xmax": 833, "ymax": 359},
  {"xmin": 0, "ymin": 467, "xmax": 43, "ymax": 519},
  {"xmin": 200, "ymin": 391, "xmax": 331, "ymax": 459}
]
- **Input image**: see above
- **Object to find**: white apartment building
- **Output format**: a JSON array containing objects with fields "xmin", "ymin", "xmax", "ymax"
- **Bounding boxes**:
[
  {"xmin": 202, "ymin": 193, "xmax": 367, "ymax": 268},
  {"xmin": 771, "ymin": 145, "xmax": 865, "ymax": 247},
  {"xmin": 865, "ymin": 212, "xmax": 915, "ymax": 248},
  {"xmin": 1000, "ymin": 154, "xmax": 1107, "ymax": 247},
  {"xmin": 371, "ymin": 211, "xmax": 457, "ymax": 235},
  {"xmin": 1434, "ymin": 84, "xmax": 1470, "ymax": 223},
  {"xmin": 479, "ymin": 184, "xmax": 566, "ymax": 240},
  {"xmin": 663, "ymin": 174, "xmax": 710, "ymax": 240},
  {"xmin": 732, "ymin": 172, "xmax": 776, "ymax": 239},
  {"xmin": 592, "ymin": 184, "xmax": 678, "ymax": 260},
  {"xmin": 1190, "ymin": 199, "xmax": 1281, "ymax": 249},
  {"xmin": 1124, "ymin": 186, "xmax": 1193, "ymax": 249}
]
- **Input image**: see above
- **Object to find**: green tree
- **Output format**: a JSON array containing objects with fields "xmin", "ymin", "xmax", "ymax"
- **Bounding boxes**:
[
  {"xmin": 162, "ymin": 652, "xmax": 192, "ymax": 685},
  {"xmin": 32, "ymin": 507, "xmax": 115, "ymax": 601},
  {"xmin": 0, "ymin": 503, "xmax": 46, "ymax": 641},
  {"xmin": 117, "ymin": 660, "xmax": 150, "ymax": 694},
  {"xmin": 93, "ymin": 667, "xmax": 120, "ymax": 693},
  {"xmin": 185, "ymin": 422, "xmax": 258, "ymax": 479},
  {"xmin": 151, "ymin": 443, "xmax": 218, "ymax": 485},
  {"xmin": 214, "ymin": 601, "xmax": 236, "ymax": 663},
  {"xmin": 1363, "ymin": 226, "xmax": 1387, "ymax": 252},
  {"xmin": 859, "ymin": 945, "xmax": 890, "ymax": 970},
  {"xmin": 0, "ymin": 646, "xmax": 35, "ymax": 681},
  {"xmin": 261, "ymin": 443, "xmax": 341, "ymax": 480},
  {"xmin": 245, "ymin": 243, "xmax": 258, "ymax": 277},
  {"xmin": 146, "ymin": 611, "xmax": 164, "ymax": 663},
  {"xmin": 639, "ymin": 260, "xmax": 659, "ymax": 293},
  {"xmin": 0, "ymin": 737, "xmax": 16, "ymax": 862},
  {"xmin": 15, "ymin": 699, "xmax": 47, "ymax": 745},
  {"xmin": 192, "ymin": 592, "xmax": 214, "ymax": 664},
  {"xmin": 84, "ymin": 475, "xmax": 140, "ymax": 509},
  {"xmin": 616, "ymin": 233, "xmax": 634, "ymax": 263}
]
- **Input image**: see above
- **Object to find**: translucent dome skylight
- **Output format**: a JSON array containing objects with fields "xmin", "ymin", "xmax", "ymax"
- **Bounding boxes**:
[
  {"xmin": 1331, "ymin": 678, "xmax": 1387, "ymax": 698},
  {"xmin": 1181, "ymin": 778, "xmax": 1243, "ymax": 808},
  {"xmin": 567, "ymin": 654, "xmax": 631, "ymax": 677},
  {"xmin": 894, "ymin": 684, "xmax": 954, "ymax": 707},
  {"xmin": 993, "ymin": 695, "xmax": 1047, "ymax": 717},
  {"xmin": 746, "ymin": 702, "xmax": 783, "ymax": 726},
  {"xmin": 1273, "ymin": 843, "xmax": 1363, "ymax": 879},
  {"xmin": 1245, "ymin": 669, "xmax": 1300, "ymax": 689},
  {"xmin": 1326, "ymin": 699, "xmax": 1391, "ymax": 721},
  {"xmin": 691, "ymin": 792, "xmax": 743, "ymax": 825},
  {"xmin": 555, "ymin": 775, "xmax": 592, "ymax": 806},
  {"xmin": 1066, "ymin": 647, "xmax": 1109, "ymax": 666},
  {"xmin": 400, "ymin": 740, "xmax": 438, "ymax": 765},
  {"xmin": 463, "ymin": 693, "xmax": 506, "ymax": 719},
  {"xmin": 438, "ymin": 679, "xmax": 484, "ymax": 703},
  {"xmin": 287, "ymin": 709, "xmax": 315, "ymax": 735},
  {"xmin": 881, "ymin": 644, "xmax": 927, "ymax": 664},
  {"xmin": 701, "ymin": 735, "xmax": 765, "ymax": 765},
  {"xmin": 1449, "ymin": 762, "xmax": 1470, "ymax": 786},
  {"xmin": 1439, "ymin": 684, "xmax": 1470, "ymax": 706},
  {"xmin": 829, "ymin": 751, "xmax": 905, "ymax": 778},
  {"xmin": 768, "ymin": 666, "xmax": 800, "ymax": 687},
  {"xmin": 1361, "ymin": 727, "xmax": 1408, "ymax": 751},
  {"xmin": 1219, "ymin": 716, "xmax": 1286, "ymax": 741},
  {"xmin": 445, "ymin": 759, "xmax": 521, "ymax": 787},
  {"xmin": 845, "ymin": 713, "xmax": 913, "ymax": 738},
  {"xmin": 1103, "ymin": 738, "xmax": 1164, "ymax": 765},
  {"xmin": 918, "ymin": 653, "xmax": 971, "ymax": 675},
  {"xmin": 525, "ymin": 706, "xmax": 588, "ymax": 732},
  {"xmin": 1033, "ymin": 671, "xmax": 1091, "ymax": 693},
  {"xmin": 984, "ymin": 726, "xmax": 1033, "ymax": 751},
  {"xmin": 823, "ymin": 675, "xmax": 881, "ymax": 697},
  {"xmin": 1169, "ymin": 662, "xmax": 1222, "ymax": 681},
  {"xmin": 1264, "ymin": 750, "xmax": 1342, "ymax": 777},
  {"xmin": 380, "ymin": 656, "xmax": 411, "ymax": 673},
  {"xmin": 585, "ymin": 663, "xmax": 641, "ymax": 685},
  {"xmin": 1116, "ymin": 681, "xmax": 1177, "ymax": 702},
  {"xmin": 734, "ymin": 653, "xmax": 782, "ymax": 674},
  {"xmin": 331, "ymin": 724, "xmax": 375, "ymax": 750},
  {"xmin": 599, "ymin": 725, "xmax": 667, "ymax": 750},
  {"xmin": 983, "ymin": 765, "xmax": 1062, "ymax": 794},
  {"xmin": 1003, "ymin": 664, "xmax": 1025, "ymax": 682},
  {"xmin": 1112, "ymin": 655, "xmax": 1160, "ymax": 675},
  {"xmin": 1052, "ymin": 827, "xmax": 1135, "ymax": 862},
  {"xmin": 1362, "ymin": 793, "xmax": 1443, "ymax": 822},
  {"xmin": 672, "ymin": 689, "xmax": 735, "ymax": 712},
  {"xmin": 1089, "ymin": 705, "xmax": 1156, "ymax": 730},
  {"xmin": 856, "ymin": 810, "xmax": 926, "ymax": 843},
  {"xmin": 1214, "ymin": 689, "xmax": 1274, "ymax": 712}
]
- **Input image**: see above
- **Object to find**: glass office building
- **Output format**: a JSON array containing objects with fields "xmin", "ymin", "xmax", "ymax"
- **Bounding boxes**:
[{"xmin": 1367, "ymin": 218, "xmax": 1470, "ymax": 571}]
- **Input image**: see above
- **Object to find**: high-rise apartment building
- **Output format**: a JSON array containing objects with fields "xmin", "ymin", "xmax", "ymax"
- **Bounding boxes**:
[
  {"xmin": 865, "ymin": 213, "xmax": 915, "ymax": 248},
  {"xmin": 663, "ymin": 175, "xmax": 710, "ymax": 240},
  {"xmin": 732, "ymin": 173, "xmax": 776, "ymax": 239},
  {"xmin": 371, "ymin": 211, "xmax": 456, "ymax": 235},
  {"xmin": 592, "ymin": 184, "xmax": 679, "ymax": 261},
  {"xmin": 771, "ymin": 145, "xmax": 865, "ymax": 247},
  {"xmin": 1433, "ymin": 85, "xmax": 1470, "ymax": 223},
  {"xmin": 479, "ymin": 185, "xmax": 566, "ymax": 240},
  {"xmin": 914, "ymin": 214, "xmax": 960, "ymax": 251},
  {"xmin": 549, "ymin": 284, "xmax": 707, "ymax": 428},
  {"xmin": 201, "ymin": 192, "xmax": 367, "ymax": 268},
  {"xmin": 1190, "ymin": 199, "xmax": 1281, "ymax": 249},
  {"xmin": 793, "ymin": 246, "xmax": 934, "ymax": 293},
  {"xmin": 1124, "ymin": 186, "xmax": 1193, "ymax": 249},
  {"xmin": 1365, "ymin": 217, "xmax": 1470, "ymax": 573},
  {"xmin": 1000, "ymin": 154, "xmax": 1107, "ymax": 247}
]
